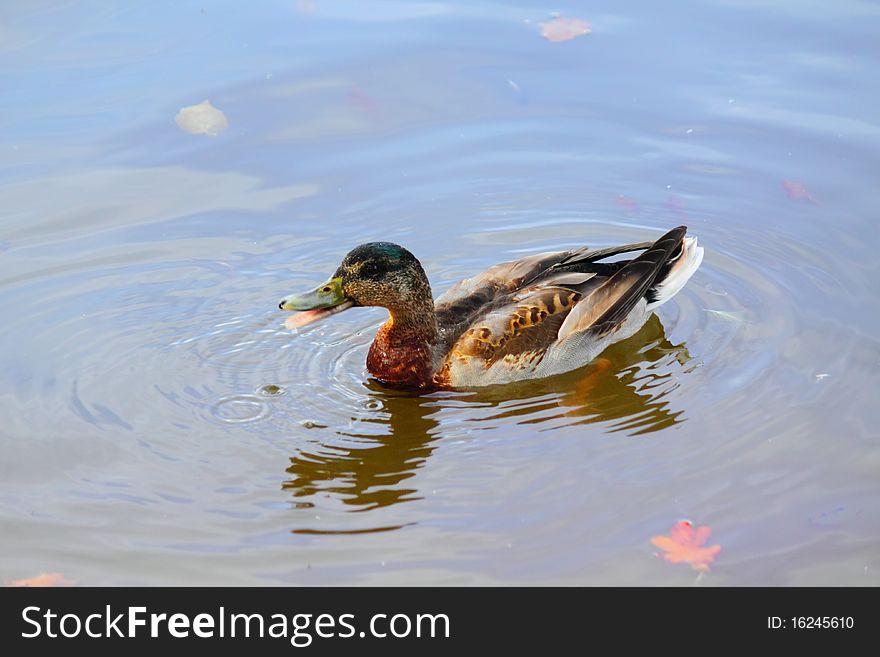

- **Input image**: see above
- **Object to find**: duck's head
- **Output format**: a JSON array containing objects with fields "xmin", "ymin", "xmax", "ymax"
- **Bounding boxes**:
[{"xmin": 279, "ymin": 242, "xmax": 432, "ymax": 329}]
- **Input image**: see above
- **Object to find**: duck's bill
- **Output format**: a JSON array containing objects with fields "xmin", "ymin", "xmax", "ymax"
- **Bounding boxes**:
[
  {"xmin": 279, "ymin": 277, "xmax": 353, "ymax": 329},
  {"xmin": 283, "ymin": 300, "xmax": 353, "ymax": 329}
]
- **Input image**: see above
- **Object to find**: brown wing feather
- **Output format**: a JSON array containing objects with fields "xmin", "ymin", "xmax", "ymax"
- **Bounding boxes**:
[
  {"xmin": 557, "ymin": 226, "xmax": 687, "ymax": 341},
  {"xmin": 519, "ymin": 240, "xmax": 654, "ymax": 287},
  {"xmin": 434, "ymin": 250, "xmax": 571, "ymax": 352},
  {"xmin": 433, "ymin": 239, "xmax": 659, "ymax": 353},
  {"xmin": 442, "ymin": 278, "xmax": 589, "ymax": 373}
]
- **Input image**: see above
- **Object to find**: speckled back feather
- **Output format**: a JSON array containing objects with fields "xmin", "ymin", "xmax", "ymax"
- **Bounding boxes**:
[{"xmin": 432, "ymin": 226, "xmax": 700, "ymax": 387}]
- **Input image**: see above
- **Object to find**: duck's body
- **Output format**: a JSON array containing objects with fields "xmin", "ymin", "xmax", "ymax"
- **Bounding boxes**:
[{"xmin": 280, "ymin": 226, "xmax": 703, "ymax": 390}]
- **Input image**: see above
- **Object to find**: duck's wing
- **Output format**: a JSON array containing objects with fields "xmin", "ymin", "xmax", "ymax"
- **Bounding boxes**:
[
  {"xmin": 555, "ymin": 225, "xmax": 688, "ymax": 341},
  {"xmin": 434, "ymin": 226, "xmax": 697, "ymax": 386},
  {"xmin": 433, "ymin": 240, "xmax": 653, "ymax": 350},
  {"xmin": 435, "ymin": 270, "xmax": 605, "ymax": 381}
]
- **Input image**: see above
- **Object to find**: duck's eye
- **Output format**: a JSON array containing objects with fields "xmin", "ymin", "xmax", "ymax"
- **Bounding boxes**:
[
  {"xmin": 359, "ymin": 261, "xmax": 384, "ymax": 280},
  {"xmin": 321, "ymin": 286, "xmax": 332, "ymax": 294}
]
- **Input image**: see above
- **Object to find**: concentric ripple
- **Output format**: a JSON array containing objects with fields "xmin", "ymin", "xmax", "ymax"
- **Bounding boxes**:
[
  {"xmin": 3, "ymin": 0, "xmax": 880, "ymax": 586},
  {"xmin": 163, "ymin": 215, "xmax": 821, "ymax": 536},
  {"xmin": 1, "ymin": 201, "xmax": 840, "ymax": 539}
]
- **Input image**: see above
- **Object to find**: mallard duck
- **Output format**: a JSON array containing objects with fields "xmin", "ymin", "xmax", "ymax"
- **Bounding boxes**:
[{"xmin": 279, "ymin": 225, "xmax": 703, "ymax": 389}]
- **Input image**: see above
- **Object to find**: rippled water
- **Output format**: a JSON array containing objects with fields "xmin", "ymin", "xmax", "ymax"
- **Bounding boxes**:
[{"xmin": 1, "ymin": 1, "xmax": 879, "ymax": 585}]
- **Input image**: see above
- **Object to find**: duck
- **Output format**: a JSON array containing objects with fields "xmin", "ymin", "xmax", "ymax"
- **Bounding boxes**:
[{"xmin": 279, "ymin": 225, "xmax": 703, "ymax": 389}]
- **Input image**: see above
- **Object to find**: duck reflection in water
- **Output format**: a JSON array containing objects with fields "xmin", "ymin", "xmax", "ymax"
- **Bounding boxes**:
[
  {"xmin": 284, "ymin": 387, "xmax": 440, "ymax": 534},
  {"xmin": 283, "ymin": 313, "xmax": 690, "ymax": 533}
]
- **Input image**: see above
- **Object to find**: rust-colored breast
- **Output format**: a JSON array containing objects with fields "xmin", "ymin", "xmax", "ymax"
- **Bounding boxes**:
[{"xmin": 367, "ymin": 323, "xmax": 436, "ymax": 389}]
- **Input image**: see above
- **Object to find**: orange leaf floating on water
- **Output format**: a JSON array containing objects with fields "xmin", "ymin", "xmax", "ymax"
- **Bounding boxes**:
[
  {"xmin": 782, "ymin": 179, "xmax": 817, "ymax": 204},
  {"xmin": 651, "ymin": 520, "xmax": 721, "ymax": 571},
  {"xmin": 6, "ymin": 573, "xmax": 77, "ymax": 587},
  {"xmin": 539, "ymin": 17, "xmax": 591, "ymax": 43}
]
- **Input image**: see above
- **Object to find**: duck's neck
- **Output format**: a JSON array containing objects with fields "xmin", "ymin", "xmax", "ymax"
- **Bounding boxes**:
[{"xmin": 367, "ymin": 299, "xmax": 438, "ymax": 389}]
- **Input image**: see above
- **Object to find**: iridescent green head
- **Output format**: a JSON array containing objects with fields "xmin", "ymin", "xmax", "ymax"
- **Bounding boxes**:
[{"xmin": 279, "ymin": 242, "xmax": 432, "ymax": 329}]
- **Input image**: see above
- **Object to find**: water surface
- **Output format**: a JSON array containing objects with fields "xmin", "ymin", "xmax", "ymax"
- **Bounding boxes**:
[{"xmin": 1, "ymin": 0, "xmax": 879, "ymax": 585}]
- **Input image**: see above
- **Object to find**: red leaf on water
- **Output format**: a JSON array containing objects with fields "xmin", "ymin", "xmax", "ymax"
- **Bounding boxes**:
[
  {"xmin": 662, "ymin": 194, "xmax": 688, "ymax": 220},
  {"xmin": 539, "ymin": 17, "xmax": 591, "ymax": 43},
  {"xmin": 347, "ymin": 85, "xmax": 378, "ymax": 114},
  {"xmin": 651, "ymin": 520, "xmax": 721, "ymax": 571},
  {"xmin": 295, "ymin": 0, "xmax": 316, "ymax": 15},
  {"xmin": 782, "ymin": 179, "xmax": 817, "ymax": 204},
  {"xmin": 615, "ymin": 195, "xmax": 639, "ymax": 212},
  {"xmin": 6, "ymin": 573, "xmax": 77, "ymax": 587}
]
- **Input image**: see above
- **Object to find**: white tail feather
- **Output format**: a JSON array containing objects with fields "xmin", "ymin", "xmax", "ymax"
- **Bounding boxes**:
[{"xmin": 646, "ymin": 236, "xmax": 703, "ymax": 310}]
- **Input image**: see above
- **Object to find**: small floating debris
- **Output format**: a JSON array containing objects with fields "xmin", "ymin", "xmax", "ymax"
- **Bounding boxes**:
[
  {"xmin": 347, "ymin": 84, "xmax": 378, "ymax": 114},
  {"xmin": 295, "ymin": 0, "xmax": 316, "ymax": 15},
  {"xmin": 301, "ymin": 420, "xmax": 327, "ymax": 429},
  {"xmin": 507, "ymin": 79, "xmax": 528, "ymax": 104},
  {"xmin": 257, "ymin": 383, "xmax": 287, "ymax": 397},
  {"xmin": 814, "ymin": 373, "xmax": 830, "ymax": 382},
  {"xmin": 661, "ymin": 125, "xmax": 708, "ymax": 136},
  {"xmin": 782, "ymin": 179, "xmax": 817, "ymax": 204},
  {"xmin": 175, "ymin": 100, "xmax": 229, "ymax": 136},
  {"xmin": 809, "ymin": 505, "xmax": 846, "ymax": 527},
  {"xmin": 539, "ymin": 16, "xmax": 591, "ymax": 43},
  {"xmin": 614, "ymin": 194, "xmax": 639, "ymax": 212},
  {"xmin": 705, "ymin": 309, "xmax": 746, "ymax": 322},
  {"xmin": 684, "ymin": 163, "xmax": 738, "ymax": 176}
]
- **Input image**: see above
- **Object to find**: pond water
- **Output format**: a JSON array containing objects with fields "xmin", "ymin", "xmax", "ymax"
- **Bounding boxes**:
[{"xmin": 1, "ymin": 0, "xmax": 878, "ymax": 585}]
